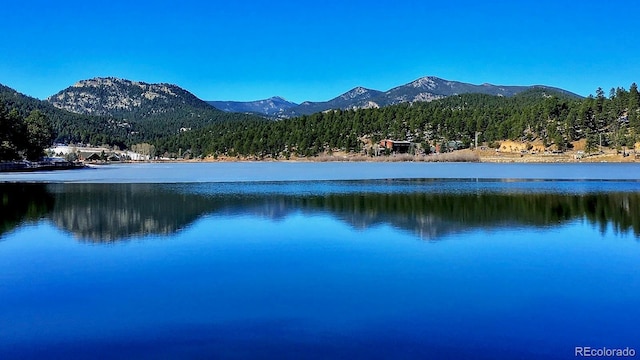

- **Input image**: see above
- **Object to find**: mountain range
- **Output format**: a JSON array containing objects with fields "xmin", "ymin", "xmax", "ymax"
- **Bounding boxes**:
[
  {"xmin": 8, "ymin": 75, "xmax": 581, "ymax": 123},
  {"xmin": 1, "ymin": 75, "xmax": 581, "ymax": 147},
  {"xmin": 206, "ymin": 76, "xmax": 581, "ymax": 117}
]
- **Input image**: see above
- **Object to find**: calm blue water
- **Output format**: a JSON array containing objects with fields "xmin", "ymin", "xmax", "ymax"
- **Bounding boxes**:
[{"xmin": 1, "ymin": 163, "xmax": 639, "ymax": 359}]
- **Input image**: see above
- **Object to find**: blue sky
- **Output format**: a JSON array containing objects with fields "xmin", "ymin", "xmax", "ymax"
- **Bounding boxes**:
[{"xmin": 1, "ymin": 0, "xmax": 638, "ymax": 103}]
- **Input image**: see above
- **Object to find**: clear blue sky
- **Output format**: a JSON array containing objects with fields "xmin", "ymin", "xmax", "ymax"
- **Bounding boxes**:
[{"xmin": 1, "ymin": 0, "xmax": 638, "ymax": 103}]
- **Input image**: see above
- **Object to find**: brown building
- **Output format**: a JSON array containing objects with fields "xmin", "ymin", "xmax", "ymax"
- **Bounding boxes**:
[{"xmin": 379, "ymin": 140, "xmax": 411, "ymax": 153}]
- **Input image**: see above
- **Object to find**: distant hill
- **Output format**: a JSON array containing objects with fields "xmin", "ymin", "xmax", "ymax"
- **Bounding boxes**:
[
  {"xmin": 379, "ymin": 76, "xmax": 581, "ymax": 105},
  {"xmin": 208, "ymin": 76, "xmax": 582, "ymax": 117},
  {"xmin": 287, "ymin": 87, "xmax": 385, "ymax": 117},
  {"xmin": 284, "ymin": 76, "xmax": 582, "ymax": 116},
  {"xmin": 208, "ymin": 96, "xmax": 298, "ymax": 116},
  {"xmin": 46, "ymin": 77, "xmax": 262, "ymax": 141},
  {"xmin": 48, "ymin": 77, "xmax": 217, "ymax": 118}
]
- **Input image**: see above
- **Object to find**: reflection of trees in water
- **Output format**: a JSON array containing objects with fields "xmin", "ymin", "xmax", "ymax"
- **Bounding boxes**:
[
  {"xmin": 47, "ymin": 184, "xmax": 220, "ymax": 242},
  {"xmin": 0, "ymin": 184, "xmax": 54, "ymax": 237},
  {"xmin": 2, "ymin": 183, "xmax": 639, "ymax": 243},
  {"xmin": 298, "ymin": 193, "xmax": 640, "ymax": 239}
]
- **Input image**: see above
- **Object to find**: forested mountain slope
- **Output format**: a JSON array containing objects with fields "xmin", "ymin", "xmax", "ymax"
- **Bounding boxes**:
[
  {"xmin": 47, "ymin": 77, "xmax": 263, "ymax": 141},
  {"xmin": 155, "ymin": 85, "xmax": 639, "ymax": 158}
]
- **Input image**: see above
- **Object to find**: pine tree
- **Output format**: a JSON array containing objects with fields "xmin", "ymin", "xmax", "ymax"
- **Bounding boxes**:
[
  {"xmin": 629, "ymin": 83, "xmax": 640, "ymax": 109},
  {"xmin": 24, "ymin": 110, "xmax": 54, "ymax": 161},
  {"xmin": 585, "ymin": 130, "xmax": 598, "ymax": 154}
]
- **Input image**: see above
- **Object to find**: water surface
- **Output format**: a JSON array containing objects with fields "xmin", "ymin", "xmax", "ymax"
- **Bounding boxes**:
[{"xmin": 1, "ymin": 164, "xmax": 639, "ymax": 359}]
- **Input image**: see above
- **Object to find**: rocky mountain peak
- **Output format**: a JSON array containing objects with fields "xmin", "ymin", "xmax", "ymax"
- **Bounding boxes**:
[
  {"xmin": 45, "ymin": 77, "xmax": 218, "ymax": 127},
  {"xmin": 341, "ymin": 87, "xmax": 374, "ymax": 100},
  {"xmin": 46, "ymin": 77, "xmax": 199, "ymax": 117},
  {"xmin": 409, "ymin": 76, "xmax": 441, "ymax": 90}
]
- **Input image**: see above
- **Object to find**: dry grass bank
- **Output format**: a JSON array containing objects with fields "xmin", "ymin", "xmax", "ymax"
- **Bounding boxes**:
[
  {"xmin": 182, "ymin": 146, "xmax": 639, "ymax": 164},
  {"xmin": 475, "ymin": 139, "xmax": 640, "ymax": 163},
  {"xmin": 477, "ymin": 149, "xmax": 638, "ymax": 163},
  {"xmin": 313, "ymin": 150, "xmax": 479, "ymax": 162}
]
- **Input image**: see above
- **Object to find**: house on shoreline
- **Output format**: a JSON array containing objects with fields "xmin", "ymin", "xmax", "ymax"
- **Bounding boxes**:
[{"xmin": 379, "ymin": 140, "xmax": 412, "ymax": 154}]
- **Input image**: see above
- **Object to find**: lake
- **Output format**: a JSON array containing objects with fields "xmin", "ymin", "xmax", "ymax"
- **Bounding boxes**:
[{"xmin": 1, "ymin": 162, "xmax": 639, "ymax": 359}]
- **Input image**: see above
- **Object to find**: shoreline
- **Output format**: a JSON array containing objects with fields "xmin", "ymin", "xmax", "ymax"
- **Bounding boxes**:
[
  {"xmin": 0, "ymin": 161, "xmax": 86, "ymax": 173},
  {"xmin": 4, "ymin": 150, "xmax": 637, "ymax": 173},
  {"xmin": 117, "ymin": 154, "xmax": 638, "ymax": 164}
]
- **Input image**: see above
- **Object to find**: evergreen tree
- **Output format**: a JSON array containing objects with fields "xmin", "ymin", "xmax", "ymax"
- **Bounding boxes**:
[
  {"xmin": 24, "ymin": 110, "xmax": 54, "ymax": 160},
  {"xmin": 0, "ymin": 103, "xmax": 55, "ymax": 161},
  {"xmin": 585, "ymin": 130, "xmax": 598, "ymax": 154},
  {"xmin": 0, "ymin": 105, "xmax": 25, "ymax": 160},
  {"xmin": 629, "ymin": 83, "xmax": 640, "ymax": 110}
]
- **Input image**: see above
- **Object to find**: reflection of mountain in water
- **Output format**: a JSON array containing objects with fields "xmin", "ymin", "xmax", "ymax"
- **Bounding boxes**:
[
  {"xmin": 2, "ymin": 183, "xmax": 640, "ymax": 243},
  {"xmin": 47, "ymin": 184, "xmax": 220, "ymax": 242}
]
